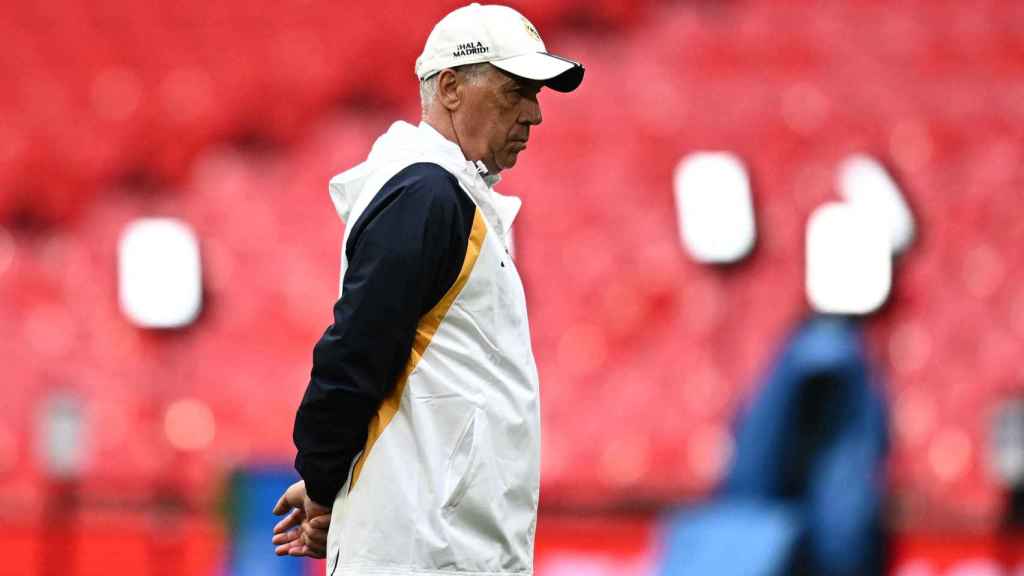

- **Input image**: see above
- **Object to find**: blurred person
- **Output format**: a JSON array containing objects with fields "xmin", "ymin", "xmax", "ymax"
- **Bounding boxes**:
[
  {"xmin": 720, "ymin": 315, "xmax": 888, "ymax": 576},
  {"xmin": 992, "ymin": 395, "xmax": 1024, "ymax": 530},
  {"xmin": 271, "ymin": 3, "xmax": 583, "ymax": 575},
  {"xmin": 661, "ymin": 315, "xmax": 889, "ymax": 576}
]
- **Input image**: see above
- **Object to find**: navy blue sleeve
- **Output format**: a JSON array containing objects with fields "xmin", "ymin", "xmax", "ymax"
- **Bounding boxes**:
[{"xmin": 293, "ymin": 163, "xmax": 476, "ymax": 506}]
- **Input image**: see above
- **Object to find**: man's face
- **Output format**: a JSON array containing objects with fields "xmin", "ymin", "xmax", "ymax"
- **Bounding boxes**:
[{"xmin": 454, "ymin": 66, "xmax": 544, "ymax": 174}]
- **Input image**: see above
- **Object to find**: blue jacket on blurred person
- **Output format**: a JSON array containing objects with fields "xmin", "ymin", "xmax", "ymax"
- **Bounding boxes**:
[{"xmin": 662, "ymin": 315, "xmax": 889, "ymax": 576}]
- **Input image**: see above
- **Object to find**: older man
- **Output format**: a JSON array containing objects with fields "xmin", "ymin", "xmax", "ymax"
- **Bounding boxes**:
[{"xmin": 271, "ymin": 4, "xmax": 583, "ymax": 575}]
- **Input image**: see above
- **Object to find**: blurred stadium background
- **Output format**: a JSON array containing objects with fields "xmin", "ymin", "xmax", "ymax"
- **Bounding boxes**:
[{"xmin": 1, "ymin": 0, "xmax": 1023, "ymax": 574}]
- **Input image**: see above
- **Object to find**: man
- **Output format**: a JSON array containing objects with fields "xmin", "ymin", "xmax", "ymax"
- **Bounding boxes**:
[{"xmin": 271, "ymin": 4, "xmax": 584, "ymax": 575}]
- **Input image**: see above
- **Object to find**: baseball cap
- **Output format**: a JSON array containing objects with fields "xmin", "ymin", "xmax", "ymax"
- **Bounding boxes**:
[{"xmin": 415, "ymin": 3, "xmax": 585, "ymax": 93}]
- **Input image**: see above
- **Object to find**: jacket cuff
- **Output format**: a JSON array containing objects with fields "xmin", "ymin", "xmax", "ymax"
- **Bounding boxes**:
[{"xmin": 295, "ymin": 454, "xmax": 348, "ymax": 507}]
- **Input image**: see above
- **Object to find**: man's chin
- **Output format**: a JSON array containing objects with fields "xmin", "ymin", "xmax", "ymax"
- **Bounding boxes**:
[{"xmin": 497, "ymin": 152, "xmax": 521, "ymax": 171}]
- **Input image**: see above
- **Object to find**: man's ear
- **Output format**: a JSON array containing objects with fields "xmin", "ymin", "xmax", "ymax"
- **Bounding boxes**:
[{"xmin": 437, "ymin": 69, "xmax": 461, "ymax": 112}]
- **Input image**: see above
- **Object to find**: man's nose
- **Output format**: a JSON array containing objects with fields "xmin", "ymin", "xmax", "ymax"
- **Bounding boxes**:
[{"xmin": 521, "ymin": 98, "xmax": 542, "ymax": 126}]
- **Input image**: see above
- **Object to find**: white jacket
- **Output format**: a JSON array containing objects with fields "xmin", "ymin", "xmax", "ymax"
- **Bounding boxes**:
[{"xmin": 323, "ymin": 121, "xmax": 541, "ymax": 576}]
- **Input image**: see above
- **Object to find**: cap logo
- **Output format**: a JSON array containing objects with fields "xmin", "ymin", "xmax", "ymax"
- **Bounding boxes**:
[
  {"xmin": 453, "ymin": 42, "xmax": 489, "ymax": 57},
  {"xmin": 522, "ymin": 17, "xmax": 541, "ymax": 42}
]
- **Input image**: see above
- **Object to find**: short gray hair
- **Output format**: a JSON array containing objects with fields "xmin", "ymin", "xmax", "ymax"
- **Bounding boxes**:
[{"xmin": 419, "ymin": 63, "xmax": 492, "ymax": 115}]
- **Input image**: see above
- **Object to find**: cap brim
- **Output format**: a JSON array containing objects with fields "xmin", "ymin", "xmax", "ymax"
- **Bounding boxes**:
[{"xmin": 490, "ymin": 52, "xmax": 585, "ymax": 93}]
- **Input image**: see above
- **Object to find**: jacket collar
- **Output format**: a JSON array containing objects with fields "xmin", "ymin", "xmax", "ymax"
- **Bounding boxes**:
[
  {"xmin": 329, "ymin": 120, "xmax": 523, "ymax": 243},
  {"xmin": 416, "ymin": 122, "xmax": 522, "ymax": 240},
  {"xmin": 417, "ymin": 121, "xmax": 500, "ymax": 187}
]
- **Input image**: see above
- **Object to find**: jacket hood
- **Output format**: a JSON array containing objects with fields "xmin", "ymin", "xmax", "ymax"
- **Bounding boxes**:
[{"xmin": 327, "ymin": 121, "xmax": 421, "ymax": 222}]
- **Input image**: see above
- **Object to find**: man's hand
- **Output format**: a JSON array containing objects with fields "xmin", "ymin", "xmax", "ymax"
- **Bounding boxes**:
[{"xmin": 271, "ymin": 480, "xmax": 332, "ymax": 558}]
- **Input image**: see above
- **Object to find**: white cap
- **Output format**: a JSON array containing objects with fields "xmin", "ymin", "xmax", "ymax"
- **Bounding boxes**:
[{"xmin": 415, "ymin": 3, "xmax": 585, "ymax": 93}]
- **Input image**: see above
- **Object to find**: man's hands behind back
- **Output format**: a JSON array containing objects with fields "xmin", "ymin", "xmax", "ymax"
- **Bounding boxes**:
[{"xmin": 271, "ymin": 480, "xmax": 332, "ymax": 558}]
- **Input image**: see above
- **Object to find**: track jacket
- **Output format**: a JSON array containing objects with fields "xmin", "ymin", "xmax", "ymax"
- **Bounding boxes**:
[{"xmin": 293, "ymin": 121, "xmax": 541, "ymax": 575}]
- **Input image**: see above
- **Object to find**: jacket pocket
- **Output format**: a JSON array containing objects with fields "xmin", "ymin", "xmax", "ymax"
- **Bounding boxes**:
[{"xmin": 442, "ymin": 407, "xmax": 480, "ymax": 512}]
